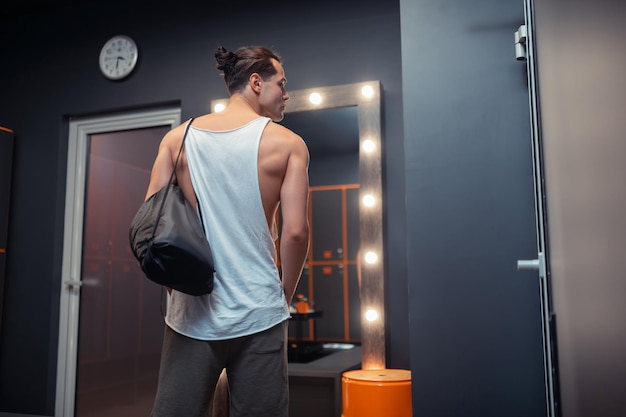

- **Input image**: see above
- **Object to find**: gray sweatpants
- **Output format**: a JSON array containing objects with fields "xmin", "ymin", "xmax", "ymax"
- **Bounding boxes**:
[{"xmin": 151, "ymin": 321, "xmax": 288, "ymax": 417}]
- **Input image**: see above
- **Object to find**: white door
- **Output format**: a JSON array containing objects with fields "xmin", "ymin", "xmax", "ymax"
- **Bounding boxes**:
[
  {"xmin": 55, "ymin": 108, "xmax": 181, "ymax": 417},
  {"xmin": 516, "ymin": 1, "xmax": 558, "ymax": 416}
]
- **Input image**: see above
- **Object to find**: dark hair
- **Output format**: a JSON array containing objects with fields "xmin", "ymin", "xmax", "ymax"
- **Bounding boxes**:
[{"xmin": 215, "ymin": 46, "xmax": 281, "ymax": 94}]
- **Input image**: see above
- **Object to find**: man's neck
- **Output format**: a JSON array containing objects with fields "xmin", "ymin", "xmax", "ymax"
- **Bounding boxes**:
[{"xmin": 227, "ymin": 93, "xmax": 261, "ymax": 116}]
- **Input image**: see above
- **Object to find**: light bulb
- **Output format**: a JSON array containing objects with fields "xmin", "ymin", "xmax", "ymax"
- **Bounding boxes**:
[
  {"xmin": 214, "ymin": 103, "xmax": 226, "ymax": 113},
  {"xmin": 309, "ymin": 92, "xmax": 322, "ymax": 105},
  {"xmin": 365, "ymin": 309, "xmax": 379, "ymax": 322},
  {"xmin": 362, "ymin": 194, "xmax": 376, "ymax": 207},
  {"xmin": 361, "ymin": 85, "xmax": 375, "ymax": 98},
  {"xmin": 362, "ymin": 139, "xmax": 376, "ymax": 153},
  {"xmin": 364, "ymin": 251, "xmax": 378, "ymax": 264}
]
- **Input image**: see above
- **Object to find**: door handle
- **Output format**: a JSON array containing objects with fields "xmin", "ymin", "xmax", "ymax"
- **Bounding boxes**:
[
  {"xmin": 517, "ymin": 252, "xmax": 546, "ymax": 279},
  {"xmin": 64, "ymin": 279, "xmax": 83, "ymax": 289},
  {"xmin": 517, "ymin": 259, "xmax": 539, "ymax": 271}
]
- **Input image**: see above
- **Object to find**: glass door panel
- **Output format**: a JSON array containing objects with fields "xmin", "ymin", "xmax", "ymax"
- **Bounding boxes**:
[{"xmin": 75, "ymin": 126, "xmax": 168, "ymax": 417}]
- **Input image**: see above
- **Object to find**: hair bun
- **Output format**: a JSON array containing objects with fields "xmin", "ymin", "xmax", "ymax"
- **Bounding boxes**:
[{"xmin": 215, "ymin": 46, "xmax": 236, "ymax": 72}]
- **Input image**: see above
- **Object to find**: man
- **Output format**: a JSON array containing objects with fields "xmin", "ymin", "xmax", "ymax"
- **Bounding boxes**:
[{"xmin": 148, "ymin": 45, "xmax": 310, "ymax": 417}]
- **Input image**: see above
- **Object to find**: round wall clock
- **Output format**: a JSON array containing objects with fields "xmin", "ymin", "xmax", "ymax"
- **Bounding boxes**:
[{"xmin": 99, "ymin": 35, "xmax": 138, "ymax": 80}]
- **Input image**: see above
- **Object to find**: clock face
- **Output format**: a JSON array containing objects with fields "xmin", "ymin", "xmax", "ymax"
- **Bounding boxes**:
[{"xmin": 99, "ymin": 35, "xmax": 138, "ymax": 80}]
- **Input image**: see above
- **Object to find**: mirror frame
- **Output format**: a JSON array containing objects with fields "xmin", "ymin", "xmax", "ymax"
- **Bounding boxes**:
[{"xmin": 211, "ymin": 81, "xmax": 385, "ymax": 369}]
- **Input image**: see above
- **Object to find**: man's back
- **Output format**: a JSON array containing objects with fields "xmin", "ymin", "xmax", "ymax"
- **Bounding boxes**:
[
  {"xmin": 144, "ymin": 49, "xmax": 309, "ymax": 306},
  {"xmin": 164, "ymin": 116, "xmax": 294, "ymax": 340},
  {"xmin": 182, "ymin": 112, "xmax": 308, "ymax": 233}
]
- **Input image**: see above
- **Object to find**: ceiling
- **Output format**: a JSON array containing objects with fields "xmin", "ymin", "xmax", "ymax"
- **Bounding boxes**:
[{"xmin": 3, "ymin": 0, "xmax": 85, "ymax": 18}]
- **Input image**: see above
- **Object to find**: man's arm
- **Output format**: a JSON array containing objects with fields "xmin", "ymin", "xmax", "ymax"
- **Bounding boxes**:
[
  {"xmin": 143, "ymin": 129, "xmax": 180, "ymax": 295},
  {"xmin": 279, "ymin": 140, "xmax": 310, "ymax": 304},
  {"xmin": 144, "ymin": 129, "xmax": 177, "ymax": 200}
]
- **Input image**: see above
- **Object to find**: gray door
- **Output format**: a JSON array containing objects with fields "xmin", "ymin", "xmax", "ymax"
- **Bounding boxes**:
[
  {"xmin": 400, "ymin": 0, "xmax": 548, "ymax": 415},
  {"xmin": 74, "ymin": 126, "xmax": 169, "ymax": 417},
  {"xmin": 56, "ymin": 109, "xmax": 180, "ymax": 417}
]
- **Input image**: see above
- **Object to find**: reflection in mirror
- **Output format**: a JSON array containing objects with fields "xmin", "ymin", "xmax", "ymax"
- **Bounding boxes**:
[
  {"xmin": 211, "ymin": 81, "xmax": 384, "ymax": 369},
  {"xmin": 281, "ymin": 107, "xmax": 360, "ymax": 364},
  {"xmin": 282, "ymin": 107, "xmax": 359, "ymax": 186}
]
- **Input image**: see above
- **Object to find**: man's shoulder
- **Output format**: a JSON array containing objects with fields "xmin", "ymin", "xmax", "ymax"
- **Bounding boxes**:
[
  {"xmin": 159, "ymin": 120, "xmax": 189, "ymax": 149},
  {"xmin": 264, "ymin": 121, "xmax": 306, "ymax": 146},
  {"xmin": 166, "ymin": 118, "xmax": 195, "ymax": 138}
]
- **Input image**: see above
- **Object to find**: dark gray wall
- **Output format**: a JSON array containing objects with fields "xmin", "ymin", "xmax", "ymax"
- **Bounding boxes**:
[
  {"xmin": 0, "ymin": 1, "xmax": 406, "ymax": 414},
  {"xmin": 400, "ymin": 0, "xmax": 547, "ymax": 416}
]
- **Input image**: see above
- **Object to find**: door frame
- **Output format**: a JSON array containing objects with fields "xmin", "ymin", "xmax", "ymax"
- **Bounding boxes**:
[
  {"xmin": 523, "ymin": 0, "xmax": 558, "ymax": 415},
  {"xmin": 55, "ymin": 108, "xmax": 181, "ymax": 417}
]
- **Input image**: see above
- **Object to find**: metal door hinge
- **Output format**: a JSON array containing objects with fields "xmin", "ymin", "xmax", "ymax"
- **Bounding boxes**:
[{"xmin": 515, "ymin": 24, "xmax": 528, "ymax": 61}]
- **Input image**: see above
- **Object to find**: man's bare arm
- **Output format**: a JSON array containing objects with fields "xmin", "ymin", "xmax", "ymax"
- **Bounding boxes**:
[
  {"xmin": 143, "ymin": 129, "xmax": 182, "ymax": 295},
  {"xmin": 144, "ymin": 129, "xmax": 178, "ymax": 200},
  {"xmin": 279, "ymin": 139, "xmax": 310, "ymax": 304}
]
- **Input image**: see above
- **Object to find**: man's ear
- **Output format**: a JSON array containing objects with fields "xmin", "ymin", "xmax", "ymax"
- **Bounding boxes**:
[{"xmin": 249, "ymin": 73, "xmax": 263, "ymax": 94}]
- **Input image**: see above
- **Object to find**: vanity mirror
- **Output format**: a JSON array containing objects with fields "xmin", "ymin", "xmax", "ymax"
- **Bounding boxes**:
[{"xmin": 211, "ymin": 81, "xmax": 384, "ymax": 369}]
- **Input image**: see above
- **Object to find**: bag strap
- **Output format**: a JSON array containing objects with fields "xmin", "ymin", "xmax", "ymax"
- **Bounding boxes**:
[
  {"xmin": 150, "ymin": 118, "xmax": 195, "ymax": 239},
  {"xmin": 170, "ymin": 117, "xmax": 195, "ymax": 184}
]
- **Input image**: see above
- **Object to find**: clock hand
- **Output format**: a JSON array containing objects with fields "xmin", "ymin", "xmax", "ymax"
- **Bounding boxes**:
[{"xmin": 115, "ymin": 56, "xmax": 126, "ymax": 68}]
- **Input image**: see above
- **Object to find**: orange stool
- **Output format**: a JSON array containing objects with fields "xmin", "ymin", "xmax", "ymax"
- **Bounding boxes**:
[{"xmin": 342, "ymin": 369, "xmax": 412, "ymax": 417}]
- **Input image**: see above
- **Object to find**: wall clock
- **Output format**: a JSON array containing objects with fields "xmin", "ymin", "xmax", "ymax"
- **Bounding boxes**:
[{"xmin": 99, "ymin": 35, "xmax": 138, "ymax": 80}]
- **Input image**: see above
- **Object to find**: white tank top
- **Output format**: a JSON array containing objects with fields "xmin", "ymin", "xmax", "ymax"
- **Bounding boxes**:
[{"xmin": 164, "ymin": 117, "xmax": 290, "ymax": 340}]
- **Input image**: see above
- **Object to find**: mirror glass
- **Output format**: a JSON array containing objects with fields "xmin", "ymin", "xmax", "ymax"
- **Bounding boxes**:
[
  {"xmin": 283, "ymin": 106, "xmax": 359, "ymax": 187},
  {"xmin": 212, "ymin": 81, "xmax": 384, "ymax": 369},
  {"xmin": 281, "ymin": 107, "xmax": 360, "ymax": 363}
]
